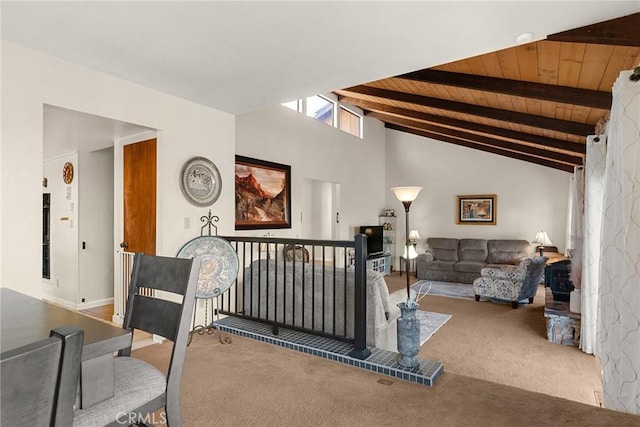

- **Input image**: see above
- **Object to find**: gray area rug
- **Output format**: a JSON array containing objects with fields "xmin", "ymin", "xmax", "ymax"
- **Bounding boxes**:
[
  {"xmin": 415, "ymin": 310, "xmax": 452, "ymax": 346},
  {"xmin": 411, "ymin": 280, "xmax": 474, "ymax": 300}
]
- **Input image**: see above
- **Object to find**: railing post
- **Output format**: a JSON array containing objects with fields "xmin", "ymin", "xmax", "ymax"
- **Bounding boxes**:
[{"xmin": 348, "ymin": 234, "xmax": 371, "ymax": 360}]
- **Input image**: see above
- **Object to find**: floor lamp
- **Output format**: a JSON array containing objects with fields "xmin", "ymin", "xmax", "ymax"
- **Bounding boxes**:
[{"xmin": 391, "ymin": 186, "xmax": 423, "ymax": 301}]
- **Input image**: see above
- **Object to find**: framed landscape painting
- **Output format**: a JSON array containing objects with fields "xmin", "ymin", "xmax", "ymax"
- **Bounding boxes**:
[
  {"xmin": 456, "ymin": 194, "xmax": 497, "ymax": 225},
  {"xmin": 235, "ymin": 155, "xmax": 291, "ymax": 230}
]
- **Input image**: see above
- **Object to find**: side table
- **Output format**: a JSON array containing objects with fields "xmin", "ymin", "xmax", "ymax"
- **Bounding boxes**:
[
  {"xmin": 544, "ymin": 287, "xmax": 581, "ymax": 346},
  {"xmin": 398, "ymin": 256, "xmax": 416, "ymax": 277}
]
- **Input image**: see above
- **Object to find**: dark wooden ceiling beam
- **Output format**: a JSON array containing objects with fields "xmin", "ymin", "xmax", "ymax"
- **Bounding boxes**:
[
  {"xmin": 396, "ymin": 69, "xmax": 612, "ymax": 109},
  {"xmin": 340, "ymin": 85, "xmax": 593, "ymax": 136},
  {"xmin": 547, "ymin": 12, "xmax": 640, "ymax": 46},
  {"xmin": 338, "ymin": 95, "xmax": 586, "ymax": 154},
  {"xmin": 369, "ymin": 112, "xmax": 582, "ymax": 165},
  {"xmin": 386, "ymin": 124, "xmax": 575, "ymax": 173}
]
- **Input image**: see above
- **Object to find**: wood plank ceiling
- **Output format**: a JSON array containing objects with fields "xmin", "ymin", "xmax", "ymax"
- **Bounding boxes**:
[{"xmin": 336, "ymin": 13, "xmax": 640, "ymax": 173}]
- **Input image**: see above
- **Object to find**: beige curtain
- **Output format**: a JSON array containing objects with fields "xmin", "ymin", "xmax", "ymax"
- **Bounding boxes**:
[
  {"xmin": 596, "ymin": 69, "xmax": 640, "ymax": 414},
  {"xmin": 580, "ymin": 135, "xmax": 606, "ymax": 355}
]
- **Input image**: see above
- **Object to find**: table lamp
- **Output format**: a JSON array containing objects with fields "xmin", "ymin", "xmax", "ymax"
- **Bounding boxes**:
[
  {"xmin": 532, "ymin": 231, "xmax": 552, "ymax": 256},
  {"xmin": 408, "ymin": 229, "xmax": 420, "ymax": 246}
]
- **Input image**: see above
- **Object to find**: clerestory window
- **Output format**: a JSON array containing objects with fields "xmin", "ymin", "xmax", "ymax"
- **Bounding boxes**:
[{"xmin": 282, "ymin": 94, "xmax": 362, "ymax": 138}]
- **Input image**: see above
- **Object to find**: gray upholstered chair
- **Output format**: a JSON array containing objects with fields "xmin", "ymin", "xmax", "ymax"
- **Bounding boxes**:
[
  {"xmin": 73, "ymin": 253, "xmax": 201, "ymax": 427},
  {"xmin": 1, "ymin": 325, "xmax": 84, "ymax": 426},
  {"xmin": 472, "ymin": 256, "xmax": 548, "ymax": 309}
]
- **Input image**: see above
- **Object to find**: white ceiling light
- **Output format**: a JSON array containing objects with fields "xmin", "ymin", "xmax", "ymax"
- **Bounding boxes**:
[{"xmin": 516, "ymin": 32, "xmax": 534, "ymax": 45}]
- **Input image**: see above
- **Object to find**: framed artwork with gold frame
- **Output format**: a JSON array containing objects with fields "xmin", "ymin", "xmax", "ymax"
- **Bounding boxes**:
[{"xmin": 456, "ymin": 194, "xmax": 497, "ymax": 225}]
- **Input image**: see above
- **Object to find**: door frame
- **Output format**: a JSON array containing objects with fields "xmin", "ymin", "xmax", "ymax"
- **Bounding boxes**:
[{"xmin": 113, "ymin": 130, "xmax": 158, "ymax": 323}]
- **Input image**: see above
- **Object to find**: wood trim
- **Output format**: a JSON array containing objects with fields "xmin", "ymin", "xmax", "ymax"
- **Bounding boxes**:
[
  {"xmin": 547, "ymin": 13, "xmax": 640, "ymax": 47},
  {"xmin": 340, "ymin": 85, "xmax": 594, "ymax": 136},
  {"xmin": 386, "ymin": 124, "xmax": 576, "ymax": 173},
  {"xmin": 339, "ymin": 96, "xmax": 586, "ymax": 154},
  {"xmin": 395, "ymin": 69, "xmax": 612, "ymax": 109},
  {"xmin": 369, "ymin": 112, "xmax": 583, "ymax": 165}
]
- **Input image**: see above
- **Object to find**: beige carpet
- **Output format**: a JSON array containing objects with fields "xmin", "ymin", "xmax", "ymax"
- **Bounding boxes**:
[
  {"xmin": 385, "ymin": 274, "xmax": 602, "ymax": 405},
  {"xmin": 133, "ymin": 273, "xmax": 640, "ymax": 426}
]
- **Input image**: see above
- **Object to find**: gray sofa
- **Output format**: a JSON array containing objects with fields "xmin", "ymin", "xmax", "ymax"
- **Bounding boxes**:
[{"xmin": 416, "ymin": 238, "xmax": 530, "ymax": 284}]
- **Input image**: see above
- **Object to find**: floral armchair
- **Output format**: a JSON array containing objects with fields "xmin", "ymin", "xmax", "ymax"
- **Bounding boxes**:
[{"xmin": 472, "ymin": 256, "xmax": 548, "ymax": 309}]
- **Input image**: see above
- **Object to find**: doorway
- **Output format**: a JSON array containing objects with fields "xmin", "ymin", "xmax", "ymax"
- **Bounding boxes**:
[
  {"xmin": 42, "ymin": 105, "xmax": 154, "ymax": 310},
  {"xmin": 300, "ymin": 178, "xmax": 341, "ymax": 240}
]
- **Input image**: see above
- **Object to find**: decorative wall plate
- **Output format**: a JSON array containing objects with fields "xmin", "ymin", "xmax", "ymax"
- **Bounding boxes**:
[
  {"xmin": 62, "ymin": 162, "xmax": 74, "ymax": 184},
  {"xmin": 176, "ymin": 236, "xmax": 239, "ymax": 299},
  {"xmin": 179, "ymin": 157, "xmax": 222, "ymax": 207}
]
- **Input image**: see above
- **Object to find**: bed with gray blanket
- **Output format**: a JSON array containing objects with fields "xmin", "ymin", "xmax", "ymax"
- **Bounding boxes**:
[{"xmin": 242, "ymin": 259, "xmax": 409, "ymax": 351}]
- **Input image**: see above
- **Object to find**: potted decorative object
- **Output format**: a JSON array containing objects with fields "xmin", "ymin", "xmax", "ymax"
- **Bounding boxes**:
[
  {"xmin": 391, "ymin": 186, "xmax": 423, "ymax": 368},
  {"xmin": 396, "ymin": 299, "xmax": 421, "ymax": 367}
]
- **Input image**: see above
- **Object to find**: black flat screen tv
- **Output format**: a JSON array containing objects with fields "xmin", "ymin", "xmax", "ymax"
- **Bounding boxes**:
[{"xmin": 359, "ymin": 225, "xmax": 384, "ymax": 257}]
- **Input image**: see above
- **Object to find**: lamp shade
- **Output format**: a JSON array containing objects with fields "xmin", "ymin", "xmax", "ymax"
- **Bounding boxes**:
[
  {"xmin": 532, "ymin": 231, "xmax": 552, "ymax": 246},
  {"xmin": 408, "ymin": 229, "xmax": 420, "ymax": 243},
  {"xmin": 402, "ymin": 245, "xmax": 418, "ymax": 260},
  {"xmin": 391, "ymin": 186, "xmax": 423, "ymax": 202}
]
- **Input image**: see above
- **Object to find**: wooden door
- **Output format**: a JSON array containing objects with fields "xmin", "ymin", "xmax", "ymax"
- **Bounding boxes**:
[{"xmin": 123, "ymin": 139, "xmax": 156, "ymax": 255}]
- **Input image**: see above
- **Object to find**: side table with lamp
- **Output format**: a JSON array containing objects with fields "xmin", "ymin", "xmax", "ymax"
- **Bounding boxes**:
[{"xmin": 532, "ymin": 230, "xmax": 553, "ymax": 256}]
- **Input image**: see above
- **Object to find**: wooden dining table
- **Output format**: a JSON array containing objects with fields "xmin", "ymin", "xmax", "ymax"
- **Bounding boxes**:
[{"xmin": 0, "ymin": 287, "xmax": 131, "ymax": 409}]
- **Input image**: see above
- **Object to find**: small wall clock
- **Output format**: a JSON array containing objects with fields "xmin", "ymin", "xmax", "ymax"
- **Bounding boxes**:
[{"xmin": 62, "ymin": 162, "xmax": 74, "ymax": 184}]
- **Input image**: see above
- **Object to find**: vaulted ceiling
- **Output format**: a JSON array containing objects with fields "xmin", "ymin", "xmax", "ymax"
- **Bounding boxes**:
[
  {"xmin": 336, "ymin": 13, "xmax": 640, "ymax": 173},
  {"xmin": 3, "ymin": 3, "xmax": 639, "ymax": 168}
]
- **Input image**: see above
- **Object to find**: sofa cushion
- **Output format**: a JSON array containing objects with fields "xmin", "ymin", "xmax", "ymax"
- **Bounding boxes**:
[
  {"xmin": 426, "ymin": 238, "xmax": 459, "ymax": 262},
  {"xmin": 453, "ymin": 261, "xmax": 485, "ymax": 274},
  {"xmin": 458, "ymin": 239, "xmax": 488, "ymax": 262},
  {"xmin": 486, "ymin": 240, "xmax": 530, "ymax": 264},
  {"xmin": 425, "ymin": 260, "xmax": 455, "ymax": 271}
]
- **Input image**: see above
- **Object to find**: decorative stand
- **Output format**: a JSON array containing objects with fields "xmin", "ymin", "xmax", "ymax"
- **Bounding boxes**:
[
  {"xmin": 397, "ymin": 302, "xmax": 421, "ymax": 368},
  {"xmin": 180, "ymin": 210, "xmax": 235, "ymax": 346}
]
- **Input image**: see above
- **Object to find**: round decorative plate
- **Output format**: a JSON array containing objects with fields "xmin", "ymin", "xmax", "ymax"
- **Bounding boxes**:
[
  {"xmin": 176, "ymin": 236, "xmax": 239, "ymax": 299},
  {"xmin": 179, "ymin": 157, "xmax": 222, "ymax": 207},
  {"xmin": 63, "ymin": 162, "xmax": 74, "ymax": 184}
]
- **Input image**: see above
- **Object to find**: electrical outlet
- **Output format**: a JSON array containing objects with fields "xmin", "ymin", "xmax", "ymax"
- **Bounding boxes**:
[{"xmin": 82, "ymin": 298, "xmax": 85, "ymax": 303}]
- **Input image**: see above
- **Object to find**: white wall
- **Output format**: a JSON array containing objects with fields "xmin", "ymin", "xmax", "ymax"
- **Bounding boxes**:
[
  {"xmin": 1, "ymin": 39, "xmax": 572, "ymax": 300},
  {"xmin": 42, "ymin": 153, "xmax": 79, "ymax": 304},
  {"xmin": 78, "ymin": 148, "xmax": 114, "ymax": 305},
  {"xmin": 1, "ymin": 41, "xmax": 235, "ymax": 298},
  {"xmin": 385, "ymin": 129, "xmax": 571, "ymax": 255},
  {"xmin": 41, "ymin": 148, "xmax": 115, "ymax": 307},
  {"xmin": 236, "ymin": 105, "xmax": 388, "ymax": 241}
]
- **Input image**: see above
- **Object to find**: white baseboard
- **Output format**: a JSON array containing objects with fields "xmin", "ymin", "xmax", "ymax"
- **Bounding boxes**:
[
  {"xmin": 42, "ymin": 294, "xmax": 77, "ymax": 310},
  {"xmin": 77, "ymin": 297, "xmax": 114, "ymax": 311},
  {"xmin": 42, "ymin": 295, "xmax": 114, "ymax": 311}
]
